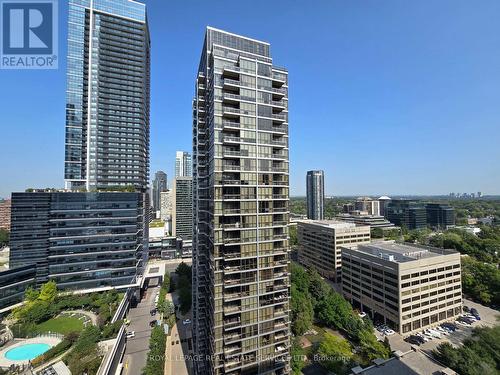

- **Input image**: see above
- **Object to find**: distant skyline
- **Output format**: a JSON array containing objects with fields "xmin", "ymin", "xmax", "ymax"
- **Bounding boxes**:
[{"xmin": 1, "ymin": 0, "xmax": 500, "ymax": 198}]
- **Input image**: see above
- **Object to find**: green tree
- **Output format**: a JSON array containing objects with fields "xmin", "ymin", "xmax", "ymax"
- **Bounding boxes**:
[
  {"xmin": 290, "ymin": 338, "xmax": 306, "ymax": 375},
  {"xmin": 0, "ymin": 229, "xmax": 8, "ymax": 246},
  {"xmin": 316, "ymin": 333, "xmax": 352, "ymax": 374},
  {"xmin": 24, "ymin": 286, "xmax": 39, "ymax": 302},
  {"xmin": 290, "ymin": 285, "xmax": 313, "ymax": 335},
  {"xmin": 38, "ymin": 280, "xmax": 57, "ymax": 302}
]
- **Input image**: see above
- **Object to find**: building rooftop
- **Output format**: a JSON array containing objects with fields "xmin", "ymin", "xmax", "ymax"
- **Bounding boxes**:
[
  {"xmin": 298, "ymin": 219, "xmax": 367, "ymax": 230},
  {"xmin": 353, "ymin": 242, "xmax": 457, "ymax": 263}
]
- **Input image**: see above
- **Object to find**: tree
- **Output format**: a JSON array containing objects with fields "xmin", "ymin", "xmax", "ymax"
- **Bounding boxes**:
[
  {"xmin": 290, "ymin": 285, "xmax": 313, "ymax": 335},
  {"xmin": 290, "ymin": 338, "xmax": 306, "ymax": 375},
  {"xmin": 307, "ymin": 269, "xmax": 330, "ymax": 304},
  {"xmin": 38, "ymin": 280, "xmax": 57, "ymax": 302},
  {"xmin": 289, "ymin": 225, "xmax": 298, "ymax": 246},
  {"xmin": 0, "ymin": 229, "xmax": 8, "ymax": 246},
  {"xmin": 316, "ymin": 333, "xmax": 352, "ymax": 374},
  {"xmin": 24, "ymin": 286, "xmax": 39, "ymax": 302}
]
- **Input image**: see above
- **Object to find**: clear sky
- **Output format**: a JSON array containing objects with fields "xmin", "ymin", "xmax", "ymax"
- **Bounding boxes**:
[{"xmin": 1, "ymin": 0, "xmax": 499, "ymax": 198}]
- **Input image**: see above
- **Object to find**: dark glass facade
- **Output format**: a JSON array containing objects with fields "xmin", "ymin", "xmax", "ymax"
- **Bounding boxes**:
[
  {"xmin": 426, "ymin": 203, "xmax": 455, "ymax": 229},
  {"xmin": 64, "ymin": 0, "xmax": 150, "ymax": 192},
  {"xmin": 0, "ymin": 265, "xmax": 36, "ymax": 310},
  {"xmin": 10, "ymin": 192, "xmax": 144, "ymax": 290},
  {"xmin": 386, "ymin": 200, "xmax": 427, "ymax": 230}
]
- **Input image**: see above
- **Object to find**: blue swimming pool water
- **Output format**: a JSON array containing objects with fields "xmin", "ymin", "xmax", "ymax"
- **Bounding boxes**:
[{"xmin": 5, "ymin": 343, "xmax": 51, "ymax": 361}]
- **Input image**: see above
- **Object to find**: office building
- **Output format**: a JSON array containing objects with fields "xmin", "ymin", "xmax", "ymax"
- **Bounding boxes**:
[
  {"xmin": 355, "ymin": 197, "xmax": 380, "ymax": 216},
  {"xmin": 0, "ymin": 265, "xmax": 36, "ymax": 311},
  {"xmin": 306, "ymin": 170, "xmax": 324, "ymax": 220},
  {"xmin": 386, "ymin": 200, "xmax": 426, "ymax": 230},
  {"xmin": 297, "ymin": 220, "xmax": 370, "ymax": 282},
  {"xmin": 336, "ymin": 214, "xmax": 396, "ymax": 230},
  {"xmin": 160, "ymin": 190, "xmax": 173, "ymax": 222},
  {"xmin": 9, "ymin": 192, "xmax": 144, "ymax": 290},
  {"xmin": 341, "ymin": 242, "xmax": 462, "ymax": 335},
  {"xmin": 175, "ymin": 151, "xmax": 193, "ymax": 178},
  {"xmin": 425, "ymin": 203, "xmax": 455, "ymax": 230},
  {"xmin": 378, "ymin": 196, "xmax": 391, "ymax": 218},
  {"xmin": 152, "ymin": 171, "xmax": 168, "ymax": 212},
  {"xmin": 192, "ymin": 27, "xmax": 290, "ymax": 375},
  {"xmin": 0, "ymin": 199, "xmax": 11, "ymax": 230},
  {"xmin": 173, "ymin": 177, "xmax": 193, "ymax": 240},
  {"xmin": 64, "ymin": 0, "xmax": 150, "ymax": 192}
]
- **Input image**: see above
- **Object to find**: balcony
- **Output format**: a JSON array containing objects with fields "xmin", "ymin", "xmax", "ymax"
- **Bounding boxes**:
[
  {"xmin": 224, "ymin": 78, "xmax": 253, "ymax": 89},
  {"xmin": 271, "ymin": 113, "xmax": 286, "ymax": 123},
  {"xmin": 224, "ymin": 318, "xmax": 241, "ymax": 329},
  {"xmin": 222, "ymin": 120, "xmax": 241, "ymax": 129}
]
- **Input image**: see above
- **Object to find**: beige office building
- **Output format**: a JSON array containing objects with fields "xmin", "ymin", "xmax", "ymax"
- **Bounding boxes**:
[
  {"xmin": 341, "ymin": 242, "xmax": 462, "ymax": 335},
  {"xmin": 297, "ymin": 220, "xmax": 370, "ymax": 282}
]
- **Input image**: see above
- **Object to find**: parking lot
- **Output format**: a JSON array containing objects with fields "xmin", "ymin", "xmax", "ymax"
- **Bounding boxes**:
[{"xmin": 376, "ymin": 298, "xmax": 500, "ymax": 355}]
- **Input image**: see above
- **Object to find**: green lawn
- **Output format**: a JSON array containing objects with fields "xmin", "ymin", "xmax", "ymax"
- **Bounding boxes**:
[{"xmin": 34, "ymin": 316, "xmax": 84, "ymax": 335}]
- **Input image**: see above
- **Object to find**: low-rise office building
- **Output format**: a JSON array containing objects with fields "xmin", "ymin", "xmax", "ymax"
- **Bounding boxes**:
[
  {"xmin": 426, "ymin": 203, "xmax": 455, "ymax": 229},
  {"xmin": 297, "ymin": 220, "xmax": 370, "ymax": 282},
  {"xmin": 341, "ymin": 242, "xmax": 462, "ymax": 335},
  {"xmin": 336, "ymin": 213, "xmax": 396, "ymax": 229}
]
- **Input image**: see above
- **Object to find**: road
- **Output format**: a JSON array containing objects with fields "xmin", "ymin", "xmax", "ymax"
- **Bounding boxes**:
[{"xmin": 123, "ymin": 286, "xmax": 158, "ymax": 375}]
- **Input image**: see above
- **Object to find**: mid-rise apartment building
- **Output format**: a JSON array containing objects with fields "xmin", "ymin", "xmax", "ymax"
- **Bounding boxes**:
[
  {"xmin": 192, "ymin": 27, "xmax": 290, "ymax": 375},
  {"xmin": 355, "ymin": 197, "xmax": 380, "ymax": 216},
  {"xmin": 9, "ymin": 192, "xmax": 144, "ymax": 290},
  {"xmin": 306, "ymin": 170, "xmax": 324, "ymax": 220},
  {"xmin": 341, "ymin": 242, "xmax": 462, "ymax": 335},
  {"xmin": 297, "ymin": 220, "xmax": 370, "ymax": 282},
  {"xmin": 172, "ymin": 177, "xmax": 193, "ymax": 240}
]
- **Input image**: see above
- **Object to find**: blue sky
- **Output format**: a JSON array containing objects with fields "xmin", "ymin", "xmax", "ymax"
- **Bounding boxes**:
[{"xmin": 1, "ymin": 0, "xmax": 499, "ymax": 198}]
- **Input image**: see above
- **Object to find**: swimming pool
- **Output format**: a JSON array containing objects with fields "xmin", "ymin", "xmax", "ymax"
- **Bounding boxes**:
[{"xmin": 5, "ymin": 343, "xmax": 51, "ymax": 361}]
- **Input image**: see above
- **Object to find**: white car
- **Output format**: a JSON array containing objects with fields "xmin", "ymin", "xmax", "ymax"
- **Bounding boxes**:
[
  {"xmin": 383, "ymin": 329, "xmax": 395, "ymax": 336},
  {"xmin": 425, "ymin": 329, "xmax": 441, "ymax": 338},
  {"xmin": 435, "ymin": 326, "xmax": 449, "ymax": 335},
  {"xmin": 358, "ymin": 312, "xmax": 367, "ymax": 318},
  {"xmin": 182, "ymin": 319, "xmax": 191, "ymax": 325},
  {"xmin": 126, "ymin": 331, "xmax": 135, "ymax": 338}
]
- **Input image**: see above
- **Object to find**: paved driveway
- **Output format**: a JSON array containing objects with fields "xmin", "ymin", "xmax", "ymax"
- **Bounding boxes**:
[{"xmin": 123, "ymin": 287, "xmax": 158, "ymax": 375}]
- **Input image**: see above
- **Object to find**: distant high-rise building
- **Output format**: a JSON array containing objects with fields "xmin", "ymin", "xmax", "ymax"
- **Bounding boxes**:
[
  {"xmin": 386, "ymin": 200, "xmax": 426, "ymax": 230},
  {"xmin": 306, "ymin": 170, "xmax": 324, "ymax": 220},
  {"xmin": 152, "ymin": 171, "xmax": 168, "ymax": 212},
  {"xmin": 10, "ymin": 192, "xmax": 144, "ymax": 289},
  {"xmin": 64, "ymin": 0, "xmax": 150, "ymax": 192},
  {"xmin": 192, "ymin": 27, "xmax": 290, "ymax": 374},
  {"xmin": 160, "ymin": 190, "xmax": 173, "ymax": 222},
  {"xmin": 355, "ymin": 197, "xmax": 380, "ymax": 216},
  {"xmin": 172, "ymin": 178, "xmax": 193, "ymax": 240},
  {"xmin": 477, "ymin": 192, "xmax": 482, "ymax": 198},
  {"xmin": 0, "ymin": 199, "xmax": 11, "ymax": 230},
  {"xmin": 425, "ymin": 203, "xmax": 455, "ymax": 229},
  {"xmin": 175, "ymin": 151, "xmax": 192, "ymax": 178}
]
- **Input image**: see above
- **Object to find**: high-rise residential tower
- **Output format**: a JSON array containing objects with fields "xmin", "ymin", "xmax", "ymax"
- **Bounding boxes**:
[
  {"xmin": 306, "ymin": 170, "xmax": 324, "ymax": 220},
  {"xmin": 64, "ymin": 0, "xmax": 150, "ymax": 192},
  {"xmin": 175, "ymin": 151, "xmax": 193, "ymax": 178},
  {"xmin": 152, "ymin": 171, "xmax": 168, "ymax": 212},
  {"xmin": 193, "ymin": 27, "xmax": 290, "ymax": 375},
  {"xmin": 172, "ymin": 177, "xmax": 193, "ymax": 240}
]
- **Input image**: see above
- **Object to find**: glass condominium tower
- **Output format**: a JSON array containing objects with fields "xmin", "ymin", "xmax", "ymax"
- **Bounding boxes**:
[
  {"xmin": 64, "ymin": 0, "xmax": 150, "ymax": 192},
  {"xmin": 193, "ymin": 27, "xmax": 291, "ymax": 375},
  {"xmin": 306, "ymin": 170, "xmax": 324, "ymax": 220}
]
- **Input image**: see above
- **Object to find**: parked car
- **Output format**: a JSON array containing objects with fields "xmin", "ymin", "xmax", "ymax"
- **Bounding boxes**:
[
  {"xmin": 405, "ymin": 336, "xmax": 422, "ymax": 345},
  {"xmin": 416, "ymin": 333, "xmax": 430, "ymax": 342},
  {"xmin": 358, "ymin": 312, "xmax": 367, "ymax": 318},
  {"xmin": 425, "ymin": 329, "xmax": 441, "ymax": 338},
  {"xmin": 149, "ymin": 320, "xmax": 157, "ymax": 327},
  {"xmin": 383, "ymin": 328, "xmax": 395, "ymax": 336},
  {"xmin": 463, "ymin": 305, "xmax": 470, "ymax": 312},
  {"xmin": 126, "ymin": 331, "xmax": 135, "ymax": 338},
  {"xmin": 183, "ymin": 319, "xmax": 192, "ymax": 325},
  {"xmin": 435, "ymin": 326, "xmax": 449, "ymax": 335}
]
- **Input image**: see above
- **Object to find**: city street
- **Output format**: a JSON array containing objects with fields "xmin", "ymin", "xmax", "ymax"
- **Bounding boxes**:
[{"xmin": 123, "ymin": 286, "xmax": 159, "ymax": 375}]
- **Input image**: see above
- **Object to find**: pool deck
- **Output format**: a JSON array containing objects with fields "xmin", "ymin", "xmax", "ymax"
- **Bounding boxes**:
[{"xmin": 0, "ymin": 337, "xmax": 62, "ymax": 368}]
